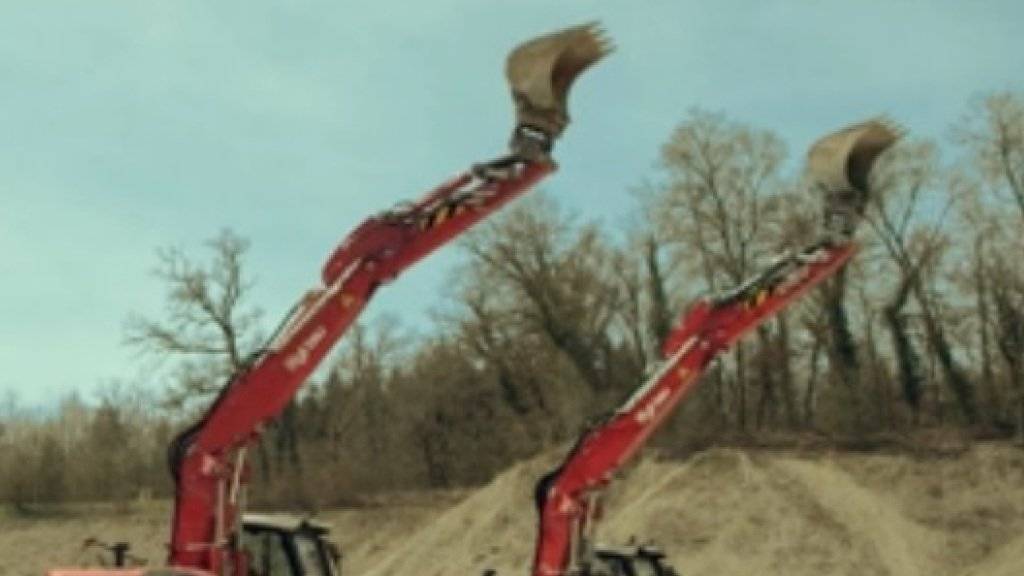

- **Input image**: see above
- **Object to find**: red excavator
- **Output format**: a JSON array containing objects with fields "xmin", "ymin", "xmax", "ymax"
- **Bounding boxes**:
[
  {"xmin": 527, "ymin": 118, "xmax": 902, "ymax": 576},
  {"xmin": 46, "ymin": 23, "xmax": 611, "ymax": 576}
]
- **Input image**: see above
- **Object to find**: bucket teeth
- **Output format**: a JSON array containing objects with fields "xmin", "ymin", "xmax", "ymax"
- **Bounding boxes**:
[
  {"xmin": 505, "ymin": 22, "xmax": 613, "ymax": 138},
  {"xmin": 807, "ymin": 117, "xmax": 904, "ymax": 194}
]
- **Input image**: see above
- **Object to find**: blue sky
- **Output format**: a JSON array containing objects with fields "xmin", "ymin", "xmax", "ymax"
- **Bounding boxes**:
[{"xmin": 2, "ymin": 1, "xmax": 1022, "ymax": 408}]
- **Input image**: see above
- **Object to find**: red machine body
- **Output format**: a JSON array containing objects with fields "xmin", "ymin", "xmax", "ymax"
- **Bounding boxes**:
[
  {"xmin": 531, "ymin": 241, "xmax": 857, "ymax": 576},
  {"xmin": 168, "ymin": 161, "xmax": 553, "ymax": 575}
]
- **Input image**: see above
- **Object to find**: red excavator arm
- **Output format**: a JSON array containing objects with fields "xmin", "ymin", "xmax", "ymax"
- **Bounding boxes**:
[
  {"xmin": 169, "ymin": 163, "xmax": 551, "ymax": 574},
  {"xmin": 530, "ymin": 118, "xmax": 902, "ymax": 576},
  {"xmin": 531, "ymin": 241, "xmax": 856, "ymax": 576},
  {"xmin": 166, "ymin": 24, "xmax": 611, "ymax": 576}
]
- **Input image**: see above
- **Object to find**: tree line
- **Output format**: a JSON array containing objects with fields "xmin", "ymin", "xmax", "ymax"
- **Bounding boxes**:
[{"xmin": 2, "ymin": 93, "xmax": 1022, "ymax": 510}]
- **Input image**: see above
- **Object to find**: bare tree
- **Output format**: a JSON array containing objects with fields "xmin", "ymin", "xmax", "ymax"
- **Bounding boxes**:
[
  {"xmin": 124, "ymin": 230, "xmax": 307, "ymax": 481},
  {"xmin": 650, "ymin": 110, "xmax": 786, "ymax": 431},
  {"xmin": 460, "ymin": 195, "xmax": 626, "ymax": 403},
  {"xmin": 454, "ymin": 282, "xmax": 550, "ymax": 417},
  {"xmin": 866, "ymin": 141, "xmax": 978, "ymax": 424},
  {"xmin": 957, "ymin": 92, "xmax": 1024, "ymax": 435},
  {"xmin": 603, "ymin": 233, "xmax": 674, "ymax": 381},
  {"xmin": 126, "ymin": 229, "xmax": 263, "ymax": 406},
  {"xmin": 958, "ymin": 93, "xmax": 1024, "ymax": 218}
]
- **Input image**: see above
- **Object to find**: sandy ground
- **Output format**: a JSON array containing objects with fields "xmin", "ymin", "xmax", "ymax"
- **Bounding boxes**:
[{"xmin": 4, "ymin": 443, "xmax": 1024, "ymax": 576}]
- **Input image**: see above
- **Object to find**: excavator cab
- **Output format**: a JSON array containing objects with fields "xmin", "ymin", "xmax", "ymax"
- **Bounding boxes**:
[
  {"xmin": 483, "ymin": 546, "xmax": 676, "ymax": 576},
  {"xmin": 589, "ymin": 546, "xmax": 677, "ymax": 576},
  {"xmin": 241, "ymin": 515, "xmax": 341, "ymax": 576}
]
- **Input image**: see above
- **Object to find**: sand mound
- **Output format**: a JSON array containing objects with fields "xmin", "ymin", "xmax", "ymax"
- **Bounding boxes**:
[
  {"xmin": 359, "ymin": 451, "xmax": 561, "ymax": 576},
  {"xmin": 958, "ymin": 531, "xmax": 1024, "ymax": 576},
  {"xmin": 6, "ymin": 444, "xmax": 1024, "ymax": 576},
  {"xmin": 346, "ymin": 443, "xmax": 1024, "ymax": 576}
]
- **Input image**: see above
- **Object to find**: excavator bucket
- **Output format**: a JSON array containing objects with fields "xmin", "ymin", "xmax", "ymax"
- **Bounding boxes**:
[
  {"xmin": 807, "ymin": 118, "xmax": 903, "ymax": 240},
  {"xmin": 505, "ymin": 22, "xmax": 613, "ymax": 138},
  {"xmin": 807, "ymin": 117, "xmax": 903, "ymax": 194}
]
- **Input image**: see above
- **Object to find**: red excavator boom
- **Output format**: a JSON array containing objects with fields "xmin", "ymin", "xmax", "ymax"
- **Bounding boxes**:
[
  {"xmin": 531, "ymin": 118, "xmax": 902, "ymax": 576},
  {"xmin": 168, "ymin": 161, "xmax": 552, "ymax": 574},
  {"xmin": 160, "ymin": 23, "xmax": 611, "ymax": 576},
  {"xmin": 531, "ymin": 240, "xmax": 856, "ymax": 576}
]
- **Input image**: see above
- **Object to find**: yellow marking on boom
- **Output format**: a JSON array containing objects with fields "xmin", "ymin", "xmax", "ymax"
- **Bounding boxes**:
[
  {"xmin": 432, "ymin": 207, "xmax": 451, "ymax": 227},
  {"xmin": 755, "ymin": 290, "xmax": 769, "ymax": 307}
]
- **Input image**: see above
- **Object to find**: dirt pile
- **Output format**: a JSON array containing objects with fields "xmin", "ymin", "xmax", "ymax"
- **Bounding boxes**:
[
  {"xmin": 350, "ymin": 443, "xmax": 1024, "ymax": 576},
  {"xmin": 4, "ymin": 444, "xmax": 1023, "ymax": 576}
]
